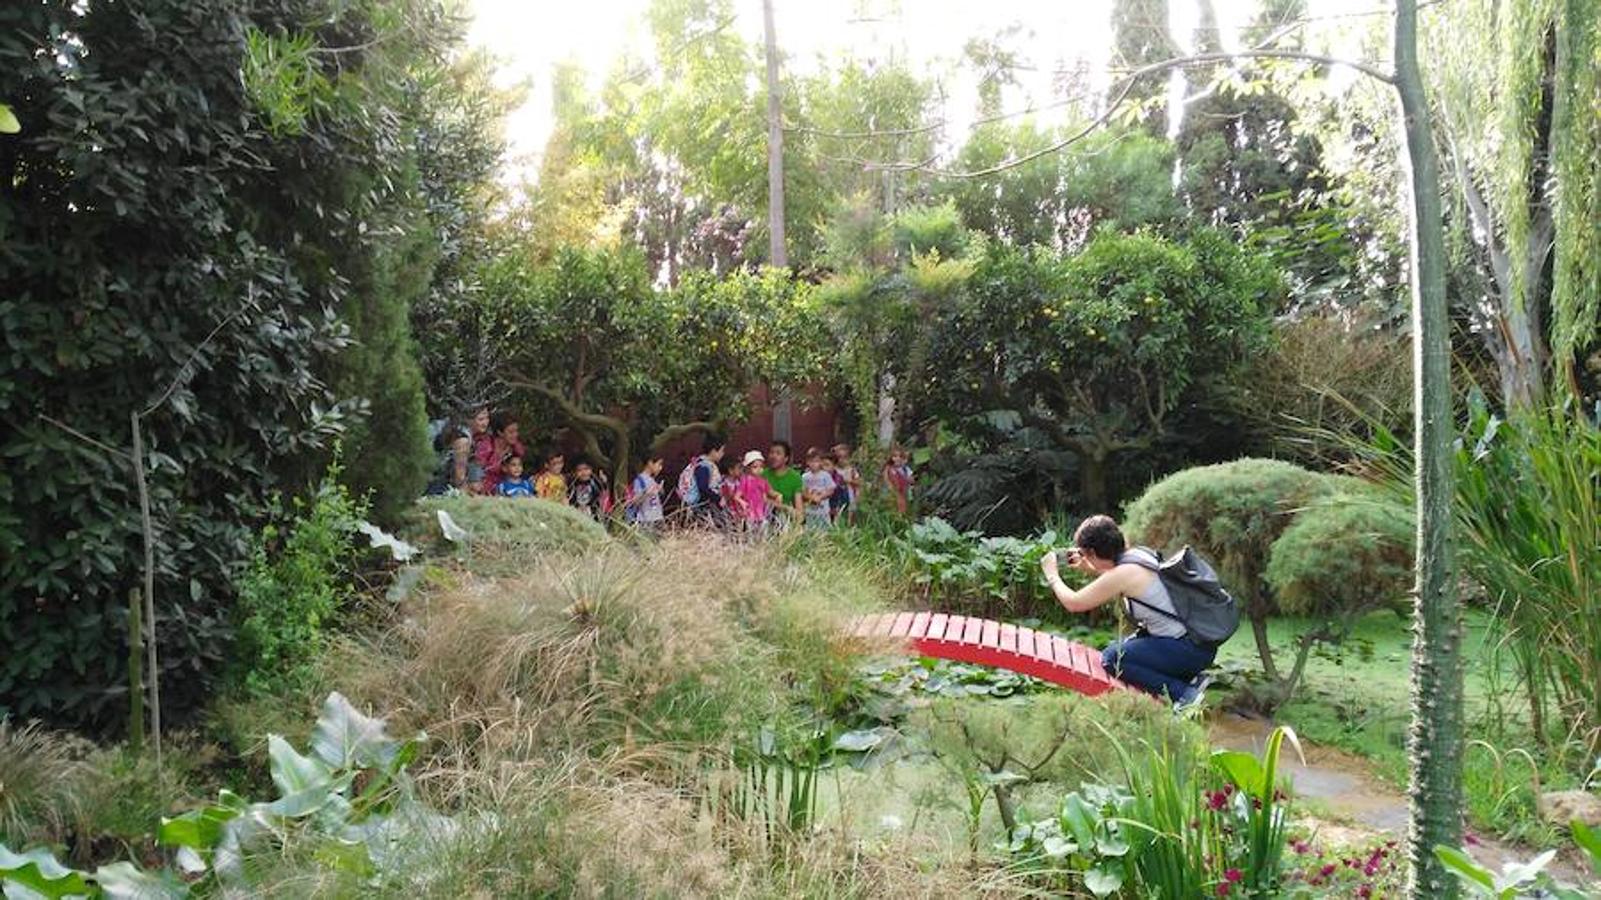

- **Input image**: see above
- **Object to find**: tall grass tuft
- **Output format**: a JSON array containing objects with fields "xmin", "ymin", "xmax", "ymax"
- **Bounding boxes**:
[
  {"xmin": 1354, "ymin": 401, "xmax": 1601, "ymax": 756},
  {"xmin": 1452, "ymin": 405, "xmax": 1601, "ymax": 754},
  {"xmin": 0, "ymin": 720, "xmax": 91, "ymax": 847}
]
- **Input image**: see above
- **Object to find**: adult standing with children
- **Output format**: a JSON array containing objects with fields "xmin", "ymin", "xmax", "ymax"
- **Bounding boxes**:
[
  {"xmin": 762, "ymin": 440, "xmax": 804, "ymax": 523},
  {"xmin": 1040, "ymin": 515, "xmax": 1235, "ymax": 709}
]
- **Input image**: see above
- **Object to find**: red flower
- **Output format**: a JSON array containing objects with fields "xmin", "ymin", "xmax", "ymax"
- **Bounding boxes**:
[
  {"xmin": 1358, "ymin": 885, "xmax": 1373, "ymax": 898},
  {"xmin": 1215, "ymin": 883, "xmax": 1230, "ymax": 897},
  {"xmin": 1319, "ymin": 864, "xmax": 1337, "ymax": 878},
  {"xmin": 1224, "ymin": 869, "xmax": 1243, "ymax": 883}
]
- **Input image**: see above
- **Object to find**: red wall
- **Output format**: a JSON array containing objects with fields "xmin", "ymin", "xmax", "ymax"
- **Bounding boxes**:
[{"xmin": 659, "ymin": 383, "xmax": 841, "ymax": 476}]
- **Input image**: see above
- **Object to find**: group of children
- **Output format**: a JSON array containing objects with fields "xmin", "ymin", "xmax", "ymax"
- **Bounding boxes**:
[
  {"xmin": 426, "ymin": 407, "xmax": 613, "ymax": 519},
  {"xmin": 659, "ymin": 435, "xmax": 915, "ymax": 533},
  {"xmin": 428, "ymin": 407, "xmax": 916, "ymax": 530}
]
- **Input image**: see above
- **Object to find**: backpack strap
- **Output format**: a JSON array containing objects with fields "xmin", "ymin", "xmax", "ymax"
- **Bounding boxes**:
[{"xmin": 1116, "ymin": 547, "xmax": 1189, "ymax": 630}]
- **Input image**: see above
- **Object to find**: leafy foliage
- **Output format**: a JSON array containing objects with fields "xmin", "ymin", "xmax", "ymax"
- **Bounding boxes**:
[
  {"xmin": 922, "ymin": 230, "xmax": 1279, "ymax": 509},
  {"xmin": 0, "ymin": 0, "xmax": 502, "ymax": 727},
  {"xmin": 232, "ymin": 470, "xmax": 368, "ymax": 697},
  {"xmin": 465, "ymin": 245, "xmax": 828, "ymax": 482},
  {"xmin": 0, "ymin": 693, "xmax": 439, "ymax": 898},
  {"xmin": 1008, "ymin": 726, "xmax": 1301, "ymax": 898},
  {"xmin": 894, "ymin": 517, "xmax": 1077, "ymax": 620},
  {"xmin": 1232, "ymin": 314, "xmax": 1413, "ymax": 467},
  {"xmin": 1446, "ymin": 403, "xmax": 1601, "ymax": 752}
]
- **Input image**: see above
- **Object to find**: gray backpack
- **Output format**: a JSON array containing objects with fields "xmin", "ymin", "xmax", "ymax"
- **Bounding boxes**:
[{"xmin": 1122, "ymin": 546, "xmax": 1240, "ymax": 649}]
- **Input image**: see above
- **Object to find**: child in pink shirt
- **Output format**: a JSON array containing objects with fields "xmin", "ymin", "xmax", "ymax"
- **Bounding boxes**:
[{"xmin": 735, "ymin": 450, "xmax": 782, "ymax": 533}]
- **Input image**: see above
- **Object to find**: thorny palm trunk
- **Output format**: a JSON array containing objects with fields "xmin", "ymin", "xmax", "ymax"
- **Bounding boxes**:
[{"xmin": 1396, "ymin": 1, "xmax": 1464, "ymax": 896}]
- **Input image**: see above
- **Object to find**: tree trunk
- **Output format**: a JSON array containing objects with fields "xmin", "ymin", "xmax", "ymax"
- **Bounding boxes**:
[
  {"xmin": 761, "ymin": 0, "xmax": 786, "ymax": 268},
  {"xmin": 130, "ymin": 413, "xmax": 162, "ymax": 768},
  {"xmin": 1250, "ymin": 614, "xmax": 1281, "ymax": 685},
  {"xmin": 1079, "ymin": 449, "xmax": 1110, "ymax": 513},
  {"xmin": 1395, "ymin": 2, "xmax": 1465, "ymax": 895}
]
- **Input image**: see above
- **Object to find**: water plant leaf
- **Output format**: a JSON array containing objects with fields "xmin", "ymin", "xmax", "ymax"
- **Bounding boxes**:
[
  {"xmin": 1083, "ymin": 863, "xmax": 1124, "ymax": 896},
  {"xmin": 833, "ymin": 729, "xmax": 889, "ymax": 752},
  {"xmin": 1061, "ymin": 793, "xmax": 1099, "ymax": 848},
  {"xmin": 0, "ymin": 845, "xmax": 90, "ymax": 899},
  {"xmin": 93, "ymin": 862, "xmax": 187, "ymax": 899},
  {"xmin": 0, "ymin": 104, "xmax": 19, "ymax": 134},
  {"xmin": 1041, "ymin": 834, "xmax": 1076, "ymax": 858}
]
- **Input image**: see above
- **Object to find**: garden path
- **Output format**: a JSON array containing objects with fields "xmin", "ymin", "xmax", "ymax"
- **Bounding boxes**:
[{"xmin": 1209, "ymin": 713, "xmax": 1586, "ymax": 885}]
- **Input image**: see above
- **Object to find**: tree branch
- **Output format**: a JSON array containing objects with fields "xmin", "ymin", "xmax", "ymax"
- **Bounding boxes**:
[
  {"xmin": 650, "ymin": 420, "xmax": 719, "ymax": 450},
  {"xmin": 864, "ymin": 51, "xmax": 1393, "ymax": 179},
  {"xmin": 504, "ymin": 377, "xmax": 629, "ymax": 439}
]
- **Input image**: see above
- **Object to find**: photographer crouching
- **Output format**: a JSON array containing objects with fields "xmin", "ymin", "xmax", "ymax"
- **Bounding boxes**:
[{"xmin": 1040, "ymin": 515, "xmax": 1237, "ymax": 710}]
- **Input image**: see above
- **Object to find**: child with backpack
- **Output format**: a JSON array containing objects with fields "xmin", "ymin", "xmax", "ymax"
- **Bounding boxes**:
[
  {"xmin": 1039, "ymin": 515, "xmax": 1238, "ymax": 710},
  {"xmin": 675, "ymin": 435, "xmax": 726, "ymax": 524},
  {"xmin": 626, "ymin": 455, "xmax": 667, "ymax": 529}
]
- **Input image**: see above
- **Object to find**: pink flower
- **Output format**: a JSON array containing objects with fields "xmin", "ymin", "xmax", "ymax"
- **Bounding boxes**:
[
  {"xmin": 1215, "ymin": 883, "xmax": 1230, "ymax": 897},
  {"xmin": 1292, "ymin": 840, "xmax": 1312, "ymax": 854},
  {"xmin": 1319, "ymin": 864, "xmax": 1337, "ymax": 878},
  {"xmin": 1358, "ymin": 885, "xmax": 1373, "ymax": 898},
  {"xmin": 1465, "ymin": 832, "xmax": 1482, "ymax": 847},
  {"xmin": 1224, "ymin": 869, "xmax": 1243, "ymax": 883}
]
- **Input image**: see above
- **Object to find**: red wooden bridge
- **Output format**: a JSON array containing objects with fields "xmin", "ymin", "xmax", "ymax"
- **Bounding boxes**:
[{"xmin": 848, "ymin": 612, "xmax": 1128, "ymax": 697}]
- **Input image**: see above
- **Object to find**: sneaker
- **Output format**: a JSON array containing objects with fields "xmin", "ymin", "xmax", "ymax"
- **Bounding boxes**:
[{"xmin": 1173, "ymin": 674, "xmax": 1214, "ymax": 714}]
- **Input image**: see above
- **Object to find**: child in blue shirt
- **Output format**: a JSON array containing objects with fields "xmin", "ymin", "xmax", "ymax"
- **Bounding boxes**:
[{"xmin": 496, "ymin": 456, "xmax": 535, "ymax": 498}]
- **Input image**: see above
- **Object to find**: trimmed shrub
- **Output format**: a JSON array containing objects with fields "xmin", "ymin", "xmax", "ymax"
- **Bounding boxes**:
[
  {"xmin": 1265, "ymin": 490, "xmax": 1413, "ymax": 621},
  {"xmin": 405, "ymin": 496, "xmax": 607, "ymax": 575},
  {"xmin": 1122, "ymin": 458, "xmax": 1333, "ymax": 614},
  {"xmin": 1121, "ymin": 458, "xmax": 1336, "ymax": 707}
]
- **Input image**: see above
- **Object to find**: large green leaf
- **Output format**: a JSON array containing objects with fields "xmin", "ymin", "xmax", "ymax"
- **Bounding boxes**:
[
  {"xmin": 1432, "ymin": 845, "xmax": 1496, "ymax": 894},
  {"xmin": 268, "ymin": 734, "xmax": 336, "ymax": 795},
  {"xmin": 93, "ymin": 862, "xmax": 187, "ymax": 899},
  {"xmin": 1211, "ymin": 749, "xmax": 1265, "ymax": 797},
  {"xmin": 1571, "ymin": 820, "xmax": 1601, "ymax": 874},
  {"xmin": 0, "ymin": 104, "xmax": 19, "ymax": 134},
  {"xmin": 159, "ymin": 790, "xmax": 249, "ymax": 851},
  {"xmin": 1060, "ymin": 793, "xmax": 1099, "ymax": 849},
  {"xmin": 1083, "ymin": 863, "xmax": 1124, "ymax": 897},
  {"xmin": 0, "ymin": 846, "xmax": 90, "ymax": 899},
  {"xmin": 310, "ymin": 693, "xmax": 399, "ymax": 770}
]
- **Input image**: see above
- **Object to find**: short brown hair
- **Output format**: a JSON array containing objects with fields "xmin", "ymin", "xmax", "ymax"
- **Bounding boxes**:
[{"xmin": 1074, "ymin": 515, "xmax": 1126, "ymax": 561}]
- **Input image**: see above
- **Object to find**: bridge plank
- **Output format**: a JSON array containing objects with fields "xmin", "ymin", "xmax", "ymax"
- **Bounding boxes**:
[
  {"xmin": 844, "ymin": 614, "xmax": 1133, "ymax": 699},
  {"xmin": 909, "ymin": 612, "xmax": 931, "ymax": 639},
  {"xmin": 962, "ymin": 616, "xmax": 983, "ymax": 645},
  {"xmin": 889, "ymin": 612, "xmax": 915, "ymax": 637},
  {"xmin": 1016, "ymin": 625, "xmax": 1037, "ymax": 661}
]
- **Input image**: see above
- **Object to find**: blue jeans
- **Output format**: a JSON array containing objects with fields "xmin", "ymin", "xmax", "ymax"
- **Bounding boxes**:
[{"xmin": 1102, "ymin": 635, "xmax": 1216, "ymax": 702}]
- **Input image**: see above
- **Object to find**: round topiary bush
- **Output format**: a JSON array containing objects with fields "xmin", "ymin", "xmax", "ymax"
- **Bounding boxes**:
[
  {"xmin": 1120, "ymin": 458, "xmax": 1336, "ymax": 705},
  {"xmin": 1265, "ymin": 490, "xmax": 1413, "ymax": 621},
  {"xmin": 1121, "ymin": 458, "xmax": 1333, "ymax": 611}
]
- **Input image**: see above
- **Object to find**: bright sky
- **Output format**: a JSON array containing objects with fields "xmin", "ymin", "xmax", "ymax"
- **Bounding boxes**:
[{"xmin": 465, "ymin": 0, "xmax": 1368, "ymax": 182}]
